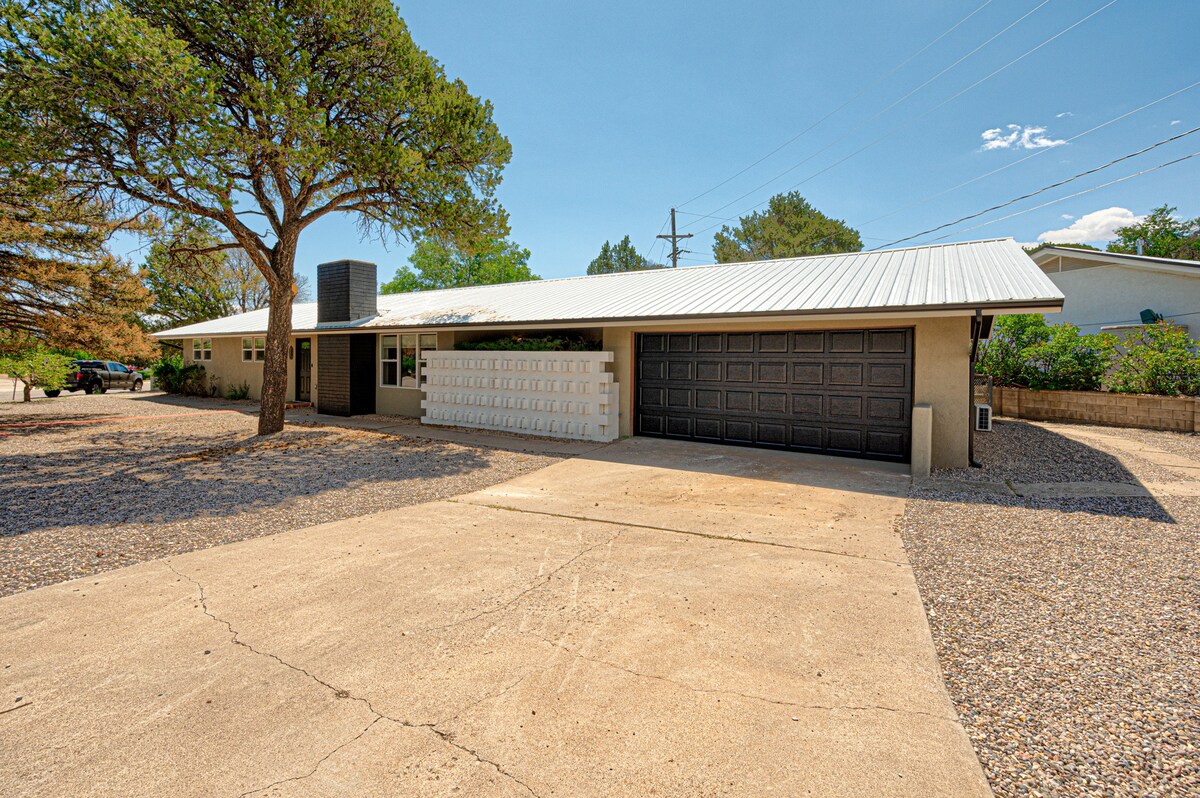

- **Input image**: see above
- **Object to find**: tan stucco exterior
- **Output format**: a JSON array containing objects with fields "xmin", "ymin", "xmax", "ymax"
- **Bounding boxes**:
[
  {"xmin": 185, "ymin": 334, "xmax": 315, "ymax": 403},
  {"xmin": 188, "ymin": 315, "xmax": 972, "ymax": 468}
]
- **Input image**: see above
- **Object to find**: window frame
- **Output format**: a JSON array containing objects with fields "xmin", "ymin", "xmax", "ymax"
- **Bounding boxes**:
[
  {"xmin": 380, "ymin": 332, "xmax": 438, "ymax": 389},
  {"xmin": 241, "ymin": 337, "xmax": 265, "ymax": 362},
  {"xmin": 192, "ymin": 338, "xmax": 212, "ymax": 361}
]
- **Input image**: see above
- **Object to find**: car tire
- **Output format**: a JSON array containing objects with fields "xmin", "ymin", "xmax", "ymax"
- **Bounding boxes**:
[
  {"xmin": 43, "ymin": 389, "xmax": 61, "ymax": 398},
  {"xmin": 95, "ymin": 380, "xmax": 107, "ymax": 394},
  {"xmin": 83, "ymin": 383, "xmax": 95, "ymax": 395},
  {"xmin": 131, "ymin": 379, "xmax": 143, "ymax": 392}
]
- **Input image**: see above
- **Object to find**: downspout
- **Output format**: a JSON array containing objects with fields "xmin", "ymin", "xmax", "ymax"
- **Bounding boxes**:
[{"xmin": 968, "ymin": 308, "xmax": 983, "ymax": 468}]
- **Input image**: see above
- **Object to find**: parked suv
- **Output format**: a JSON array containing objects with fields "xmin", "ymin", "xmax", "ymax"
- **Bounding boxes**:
[{"xmin": 45, "ymin": 361, "xmax": 144, "ymax": 397}]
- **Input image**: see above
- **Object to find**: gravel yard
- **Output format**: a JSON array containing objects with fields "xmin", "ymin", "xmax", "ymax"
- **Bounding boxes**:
[
  {"xmin": 0, "ymin": 392, "xmax": 559, "ymax": 596},
  {"xmin": 901, "ymin": 419, "xmax": 1200, "ymax": 797}
]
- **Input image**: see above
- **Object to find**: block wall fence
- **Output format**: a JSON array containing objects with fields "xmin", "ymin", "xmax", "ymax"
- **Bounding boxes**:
[
  {"xmin": 421, "ymin": 350, "xmax": 619, "ymax": 443},
  {"xmin": 993, "ymin": 386, "xmax": 1200, "ymax": 433}
]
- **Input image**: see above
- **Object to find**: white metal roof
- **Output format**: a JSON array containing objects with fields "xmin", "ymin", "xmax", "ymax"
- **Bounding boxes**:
[
  {"xmin": 1029, "ymin": 245, "xmax": 1200, "ymax": 276},
  {"xmin": 154, "ymin": 238, "xmax": 1063, "ymax": 338}
]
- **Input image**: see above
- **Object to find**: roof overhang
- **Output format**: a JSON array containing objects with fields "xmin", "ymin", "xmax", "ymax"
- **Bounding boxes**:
[
  {"xmin": 153, "ymin": 300, "xmax": 1064, "ymax": 339},
  {"xmin": 1030, "ymin": 246, "xmax": 1200, "ymax": 277}
]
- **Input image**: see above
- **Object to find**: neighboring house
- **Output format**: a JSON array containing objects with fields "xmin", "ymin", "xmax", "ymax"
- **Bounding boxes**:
[
  {"xmin": 152, "ymin": 238, "xmax": 1062, "ymax": 469},
  {"xmin": 1028, "ymin": 246, "xmax": 1200, "ymax": 338}
]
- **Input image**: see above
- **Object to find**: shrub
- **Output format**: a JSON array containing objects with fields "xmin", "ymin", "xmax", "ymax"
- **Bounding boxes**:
[
  {"xmin": 456, "ymin": 335, "xmax": 599, "ymax": 352},
  {"xmin": 152, "ymin": 354, "xmax": 207, "ymax": 395},
  {"xmin": 225, "ymin": 381, "xmax": 251, "ymax": 400},
  {"xmin": 1108, "ymin": 322, "xmax": 1200, "ymax": 396},
  {"xmin": 975, "ymin": 315, "xmax": 1051, "ymax": 387},
  {"xmin": 1022, "ymin": 324, "xmax": 1116, "ymax": 391}
]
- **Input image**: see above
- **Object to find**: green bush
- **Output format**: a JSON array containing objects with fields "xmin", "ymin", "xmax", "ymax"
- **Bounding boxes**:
[
  {"xmin": 152, "ymin": 354, "xmax": 207, "ymax": 395},
  {"xmin": 225, "ymin": 381, "xmax": 251, "ymax": 400},
  {"xmin": 1022, "ymin": 324, "xmax": 1116, "ymax": 391},
  {"xmin": 976, "ymin": 315, "xmax": 1115, "ymax": 391},
  {"xmin": 456, "ymin": 335, "xmax": 599, "ymax": 352},
  {"xmin": 1108, "ymin": 322, "xmax": 1200, "ymax": 396}
]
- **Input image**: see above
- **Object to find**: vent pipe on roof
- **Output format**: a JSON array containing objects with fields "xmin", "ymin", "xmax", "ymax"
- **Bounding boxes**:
[{"xmin": 317, "ymin": 260, "xmax": 377, "ymax": 323}]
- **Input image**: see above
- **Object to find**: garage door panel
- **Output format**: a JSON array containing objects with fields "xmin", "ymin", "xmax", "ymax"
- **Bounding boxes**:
[
  {"xmin": 868, "ymin": 362, "xmax": 907, "ymax": 388},
  {"xmin": 635, "ymin": 329, "xmax": 912, "ymax": 463},
  {"xmin": 792, "ymin": 363, "xmax": 824, "ymax": 384},
  {"xmin": 756, "ymin": 422, "xmax": 787, "ymax": 446},
  {"xmin": 725, "ymin": 362, "xmax": 754, "ymax": 382},
  {"xmin": 694, "ymin": 417, "xmax": 722, "ymax": 439},
  {"xmin": 725, "ymin": 420, "xmax": 753, "ymax": 442}
]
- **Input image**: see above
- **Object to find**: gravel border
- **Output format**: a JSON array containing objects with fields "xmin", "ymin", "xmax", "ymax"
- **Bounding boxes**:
[
  {"xmin": 902, "ymin": 420, "xmax": 1200, "ymax": 797},
  {"xmin": 1, "ymin": 394, "xmax": 561, "ymax": 596}
]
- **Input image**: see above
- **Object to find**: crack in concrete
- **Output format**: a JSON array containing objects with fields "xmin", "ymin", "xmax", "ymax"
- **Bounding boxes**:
[
  {"xmin": 456, "ymin": 500, "xmax": 906, "ymax": 566},
  {"xmin": 527, "ymin": 631, "xmax": 961, "ymax": 725},
  {"xmin": 167, "ymin": 562, "xmax": 544, "ymax": 798},
  {"xmin": 412, "ymin": 529, "xmax": 624, "ymax": 635},
  {"xmin": 238, "ymin": 715, "xmax": 384, "ymax": 797}
]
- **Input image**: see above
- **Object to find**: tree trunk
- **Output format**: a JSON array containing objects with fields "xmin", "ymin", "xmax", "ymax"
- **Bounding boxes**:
[
  {"xmin": 257, "ymin": 244, "xmax": 296, "ymax": 435},
  {"xmin": 23, "ymin": 381, "xmax": 32, "ymax": 402}
]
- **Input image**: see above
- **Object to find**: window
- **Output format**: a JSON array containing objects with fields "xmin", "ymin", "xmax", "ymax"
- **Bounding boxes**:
[
  {"xmin": 381, "ymin": 333, "xmax": 437, "ymax": 387},
  {"xmin": 241, "ymin": 337, "xmax": 265, "ymax": 362},
  {"xmin": 192, "ymin": 339, "xmax": 212, "ymax": 361}
]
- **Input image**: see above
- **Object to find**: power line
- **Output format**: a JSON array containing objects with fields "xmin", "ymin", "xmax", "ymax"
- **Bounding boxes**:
[
  {"xmin": 860, "ymin": 78, "xmax": 1200, "ymax": 229},
  {"xmin": 673, "ymin": 0, "xmax": 998, "ymax": 211},
  {"xmin": 686, "ymin": 0, "xmax": 1118, "ymax": 237},
  {"xmin": 871, "ymin": 124, "xmax": 1200, "ymax": 249},
  {"xmin": 913, "ymin": 148, "xmax": 1200, "ymax": 244}
]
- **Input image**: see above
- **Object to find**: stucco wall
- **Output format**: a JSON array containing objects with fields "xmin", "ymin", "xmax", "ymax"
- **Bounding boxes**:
[
  {"xmin": 1041, "ymin": 264, "xmax": 1200, "ymax": 337},
  {"xmin": 375, "ymin": 330, "xmax": 456, "ymax": 416},
  {"xmin": 603, "ymin": 315, "xmax": 971, "ymax": 469},
  {"xmin": 185, "ymin": 335, "xmax": 309, "ymax": 402}
]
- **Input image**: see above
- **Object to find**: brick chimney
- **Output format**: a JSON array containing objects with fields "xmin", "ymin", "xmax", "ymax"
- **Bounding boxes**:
[{"xmin": 317, "ymin": 260, "xmax": 377, "ymax": 323}]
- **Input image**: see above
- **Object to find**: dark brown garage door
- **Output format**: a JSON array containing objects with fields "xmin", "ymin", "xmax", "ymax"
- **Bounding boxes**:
[{"xmin": 635, "ymin": 329, "xmax": 913, "ymax": 462}]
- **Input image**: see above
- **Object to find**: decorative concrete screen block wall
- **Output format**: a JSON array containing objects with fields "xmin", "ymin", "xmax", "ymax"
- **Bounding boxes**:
[{"xmin": 421, "ymin": 351, "xmax": 619, "ymax": 442}]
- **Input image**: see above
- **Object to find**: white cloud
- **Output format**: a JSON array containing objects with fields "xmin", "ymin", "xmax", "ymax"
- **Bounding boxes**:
[
  {"xmin": 1171, "ymin": 119, "xmax": 1182, "ymax": 125},
  {"xmin": 1060, "ymin": 213, "xmax": 1074, "ymax": 220},
  {"xmin": 981, "ymin": 124, "xmax": 1067, "ymax": 151},
  {"xmin": 1056, "ymin": 111, "xmax": 1074, "ymax": 118},
  {"xmin": 1037, "ymin": 207, "xmax": 1142, "ymax": 243}
]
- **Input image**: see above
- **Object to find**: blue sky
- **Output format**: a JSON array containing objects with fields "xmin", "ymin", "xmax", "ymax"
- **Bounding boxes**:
[{"xmin": 154, "ymin": 1, "xmax": 1200, "ymax": 286}]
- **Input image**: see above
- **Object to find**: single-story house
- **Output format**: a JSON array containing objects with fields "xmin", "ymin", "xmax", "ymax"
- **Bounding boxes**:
[
  {"xmin": 153, "ymin": 238, "xmax": 1063, "ymax": 470},
  {"xmin": 1028, "ymin": 245, "xmax": 1200, "ymax": 339}
]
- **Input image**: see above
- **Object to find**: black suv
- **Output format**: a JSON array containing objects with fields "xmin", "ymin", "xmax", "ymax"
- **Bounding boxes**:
[{"xmin": 46, "ymin": 361, "xmax": 144, "ymax": 397}]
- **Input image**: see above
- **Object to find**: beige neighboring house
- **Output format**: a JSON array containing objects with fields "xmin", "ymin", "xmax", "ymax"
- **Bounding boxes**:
[
  {"xmin": 151, "ymin": 238, "xmax": 1062, "ymax": 470},
  {"xmin": 1028, "ymin": 246, "xmax": 1200, "ymax": 338}
]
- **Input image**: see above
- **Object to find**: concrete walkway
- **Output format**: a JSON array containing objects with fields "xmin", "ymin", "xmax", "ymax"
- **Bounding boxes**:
[{"xmin": 0, "ymin": 439, "xmax": 990, "ymax": 797}]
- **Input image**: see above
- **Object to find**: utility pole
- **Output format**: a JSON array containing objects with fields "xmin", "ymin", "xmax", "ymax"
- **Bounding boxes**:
[{"xmin": 656, "ymin": 208, "xmax": 694, "ymax": 268}]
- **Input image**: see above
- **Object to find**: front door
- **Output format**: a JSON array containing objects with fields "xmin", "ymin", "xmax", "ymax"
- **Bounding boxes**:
[{"xmin": 296, "ymin": 339, "xmax": 312, "ymax": 402}]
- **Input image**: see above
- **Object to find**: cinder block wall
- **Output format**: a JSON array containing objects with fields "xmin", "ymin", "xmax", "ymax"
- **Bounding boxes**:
[{"xmin": 994, "ymin": 386, "xmax": 1200, "ymax": 433}]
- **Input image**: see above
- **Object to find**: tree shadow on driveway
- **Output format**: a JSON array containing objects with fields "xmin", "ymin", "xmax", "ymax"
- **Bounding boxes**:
[{"xmin": 918, "ymin": 420, "xmax": 1179, "ymax": 522}]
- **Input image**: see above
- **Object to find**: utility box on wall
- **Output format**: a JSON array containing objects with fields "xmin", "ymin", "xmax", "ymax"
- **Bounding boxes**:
[{"xmin": 421, "ymin": 350, "xmax": 619, "ymax": 443}]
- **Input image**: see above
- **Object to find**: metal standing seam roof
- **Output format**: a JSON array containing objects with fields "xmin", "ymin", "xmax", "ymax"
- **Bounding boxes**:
[{"xmin": 152, "ymin": 238, "xmax": 1064, "ymax": 338}]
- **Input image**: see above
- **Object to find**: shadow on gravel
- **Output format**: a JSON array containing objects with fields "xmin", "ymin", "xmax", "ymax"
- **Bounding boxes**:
[
  {"xmin": 0, "ymin": 421, "xmax": 493, "ymax": 536},
  {"xmin": 920, "ymin": 420, "xmax": 1174, "ymax": 522}
]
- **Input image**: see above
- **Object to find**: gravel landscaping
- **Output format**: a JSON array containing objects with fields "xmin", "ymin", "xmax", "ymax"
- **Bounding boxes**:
[
  {"xmin": 901, "ymin": 419, "xmax": 1200, "ymax": 797},
  {"xmin": 0, "ymin": 392, "xmax": 560, "ymax": 596}
]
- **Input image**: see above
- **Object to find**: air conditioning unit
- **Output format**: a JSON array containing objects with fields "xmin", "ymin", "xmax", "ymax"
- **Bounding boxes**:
[{"xmin": 974, "ymin": 403, "xmax": 993, "ymax": 432}]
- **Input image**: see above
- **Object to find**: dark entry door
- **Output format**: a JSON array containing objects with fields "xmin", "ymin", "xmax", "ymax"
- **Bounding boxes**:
[
  {"xmin": 635, "ymin": 329, "xmax": 914, "ymax": 462},
  {"xmin": 295, "ymin": 338, "xmax": 312, "ymax": 402}
]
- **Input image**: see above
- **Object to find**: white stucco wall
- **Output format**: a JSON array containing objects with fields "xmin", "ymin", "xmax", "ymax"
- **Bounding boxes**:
[{"xmin": 1040, "ymin": 263, "xmax": 1200, "ymax": 337}]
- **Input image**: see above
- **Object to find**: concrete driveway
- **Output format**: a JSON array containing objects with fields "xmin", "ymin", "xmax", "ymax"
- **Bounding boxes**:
[{"xmin": 0, "ymin": 438, "xmax": 989, "ymax": 797}]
